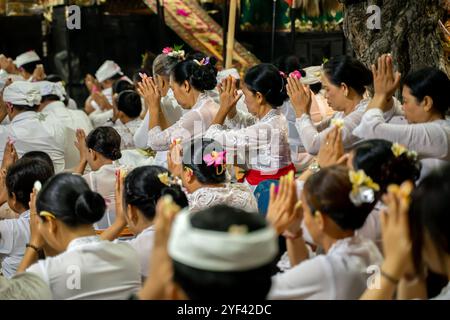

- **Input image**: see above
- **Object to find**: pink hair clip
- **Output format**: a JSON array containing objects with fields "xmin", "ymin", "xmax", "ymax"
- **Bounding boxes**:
[{"xmin": 289, "ymin": 70, "xmax": 303, "ymax": 80}]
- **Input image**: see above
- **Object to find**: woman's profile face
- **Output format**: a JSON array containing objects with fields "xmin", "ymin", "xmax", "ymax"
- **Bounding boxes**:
[
  {"xmin": 242, "ymin": 84, "xmax": 260, "ymax": 115},
  {"xmin": 321, "ymin": 73, "xmax": 347, "ymax": 112},
  {"xmin": 169, "ymin": 77, "xmax": 191, "ymax": 109},
  {"xmin": 401, "ymin": 85, "xmax": 429, "ymax": 124},
  {"xmin": 155, "ymin": 74, "xmax": 170, "ymax": 98},
  {"xmin": 301, "ymin": 192, "xmax": 322, "ymax": 245}
]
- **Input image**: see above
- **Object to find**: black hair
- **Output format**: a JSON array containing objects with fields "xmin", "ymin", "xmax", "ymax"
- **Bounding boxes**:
[
  {"xmin": 273, "ymin": 54, "xmax": 305, "ymax": 75},
  {"xmin": 22, "ymin": 151, "xmax": 55, "ymax": 175},
  {"xmin": 172, "ymin": 205, "xmax": 275, "ymax": 300},
  {"xmin": 304, "ymin": 165, "xmax": 377, "ymax": 230},
  {"xmin": 403, "ymin": 67, "xmax": 450, "ymax": 117},
  {"xmin": 244, "ymin": 63, "xmax": 288, "ymax": 108},
  {"xmin": 108, "ymin": 73, "xmax": 123, "ymax": 82},
  {"xmin": 41, "ymin": 94, "xmax": 61, "ymax": 103},
  {"xmin": 112, "ymin": 79, "xmax": 135, "ymax": 95},
  {"xmin": 5, "ymin": 158, "xmax": 54, "ymax": 210},
  {"xmin": 182, "ymin": 138, "xmax": 227, "ymax": 184},
  {"xmin": 45, "ymin": 74, "xmax": 63, "ymax": 83},
  {"xmin": 11, "ymin": 104, "xmax": 38, "ymax": 112},
  {"xmin": 117, "ymin": 90, "xmax": 142, "ymax": 119},
  {"xmin": 36, "ymin": 173, "xmax": 106, "ymax": 227},
  {"xmin": 124, "ymin": 166, "xmax": 188, "ymax": 220},
  {"xmin": 86, "ymin": 127, "xmax": 122, "ymax": 161},
  {"xmin": 171, "ymin": 58, "xmax": 217, "ymax": 92},
  {"xmin": 352, "ymin": 139, "xmax": 421, "ymax": 193},
  {"xmin": 409, "ymin": 164, "xmax": 450, "ymax": 274},
  {"xmin": 323, "ymin": 55, "xmax": 372, "ymax": 96},
  {"xmin": 20, "ymin": 61, "xmax": 41, "ymax": 75}
]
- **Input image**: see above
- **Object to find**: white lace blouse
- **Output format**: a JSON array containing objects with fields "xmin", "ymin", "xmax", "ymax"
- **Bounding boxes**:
[
  {"xmin": 268, "ymin": 235, "xmax": 383, "ymax": 300},
  {"xmin": 295, "ymin": 99, "xmax": 370, "ymax": 155},
  {"xmin": 204, "ymin": 109, "xmax": 292, "ymax": 173},
  {"xmin": 147, "ymin": 93, "xmax": 219, "ymax": 151},
  {"xmin": 187, "ymin": 183, "xmax": 258, "ymax": 214}
]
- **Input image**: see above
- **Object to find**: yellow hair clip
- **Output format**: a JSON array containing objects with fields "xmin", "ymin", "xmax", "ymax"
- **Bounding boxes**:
[{"xmin": 39, "ymin": 211, "xmax": 56, "ymax": 220}]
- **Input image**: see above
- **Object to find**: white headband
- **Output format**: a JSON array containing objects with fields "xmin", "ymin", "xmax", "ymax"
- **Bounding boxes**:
[
  {"xmin": 95, "ymin": 60, "xmax": 123, "ymax": 83},
  {"xmin": 3, "ymin": 81, "xmax": 41, "ymax": 106},
  {"xmin": 14, "ymin": 50, "xmax": 40, "ymax": 68},
  {"xmin": 302, "ymin": 65, "xmax": 323, "ymax": 85},
  {"xmin": 35, "ymin": 81, "xmax": 66, "ymax": 101},
  {"xmin": 168, "ymin": 210, "xmax": 278, "ymax": 272}
]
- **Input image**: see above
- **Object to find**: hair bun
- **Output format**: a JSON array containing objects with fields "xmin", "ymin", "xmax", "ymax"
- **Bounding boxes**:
[
  {"xmin": 74, "ymin": 191, "xmax": 106, "ymax": 224},
  {"xmin": 110, "ymin": 150, "xmax": 122, "ymax": 161}
]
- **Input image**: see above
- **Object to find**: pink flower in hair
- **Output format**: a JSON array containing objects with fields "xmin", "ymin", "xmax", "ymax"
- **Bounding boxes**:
[
  {"xmin": 279, "ymin": 71, "xmax": 287, "ymax": 78},
  {"xmin": 289, "ymin": 70, "xmax": 302, "ymax": 80},
  {"xmin": 176, "ymin": 9, "xmax": 190, "ymax": 17},
  {"xmin": 162, "ymin": 47, "xmax": 173, "ymax": 54},
  {"xmin": 203, "ymin": 151, "xmax": 227, "ymax": 167}
]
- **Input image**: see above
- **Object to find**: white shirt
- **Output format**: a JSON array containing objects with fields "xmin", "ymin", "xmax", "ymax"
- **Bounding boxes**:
[
  {"xmin": 0, "ymin": 210, "xmax": 30, "ymax": 278},
  {"xmin": 432, "ymin": 282, "xmax": 450, "ymax": 300},
  {"xmin": 42, "ymin": 101, "xmax": 93, "ymax": 133},
  {"xmin": 147, "ymin": 93, "xmax": 219, "ymax": 151},
  {"xmin": 356, "ymin": 202, "xmax": 384, "ymax": 252},
  {"xmin": 83, "ymin": 164, "xmax": 118, "ymax": 230},
  {"xmin": 106, "ymin": 118, "xmax": 142, "ymax": 150},
  {"xmin": 89, "ymin": 109, "xmax": 114, "ymax": 129},
  {"xmin": 117, "ymin": 225, "xmax": 155, "ymax": 280},
  {"xmin": 0, "ymin": 111, "xmax": 66, "ymax": 172},
  {"xmin": 26, "ymin": 235, "xmax": 141, "ymax": 300},
  {"xmin": 269, "ymin": 235, "xmax": 383, "ymax": 300},
  {"xmin": 187, "ymin": 183, "xmax": 258, "ymax": 213},
  {"xmin": 295, "ymin": 99, "xmax": 370, "ymax": 155},
  {"xmin": 134, "ymin": 89, "xmax": 185, "ymax": 149},
  {"xmin": 353, "ymin": 108, "xmax": 450, "ymax": 162},
  {"xmin": 205, "ymin": 109, "xmax": 292, "ymax": 173}
]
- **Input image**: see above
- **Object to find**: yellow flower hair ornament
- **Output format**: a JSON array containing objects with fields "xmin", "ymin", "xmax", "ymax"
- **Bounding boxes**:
[
  {"xmin": 391, "ymin": 142, "xmax": 418, "ymax": 160},
  {"xmin": 349, "ymin": 170, "xmax": 380, "ymax": 206}
]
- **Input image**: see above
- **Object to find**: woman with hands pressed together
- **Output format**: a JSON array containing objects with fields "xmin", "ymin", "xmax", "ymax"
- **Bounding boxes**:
[
  {"xmin": 353, "ymin": 54, "xmax": 450, "ymax": 174},
  {"xmin": 205, "ymin": 64, "xmax": 292, "ymax": 187},
  {"xmin": 266, "ymin": 165, "xmax": 383, "ymax": 300}
]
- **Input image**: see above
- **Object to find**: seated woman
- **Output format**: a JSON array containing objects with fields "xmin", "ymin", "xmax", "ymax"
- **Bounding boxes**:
[
  {"xmin": 205, "ymin": 64, "xmax": 292, "ymax": 188},
  {"xmin": 101, "ymin": 165, "xmax": 188, "ymax": 280},
  {"xmin": 106, "ymin": 90, "xmax": 142, "ymax": 150},
  {"xmin": 18, "ymin": 173, "xmax": 141, "ymax": 300},
  {"xmin": 353, "ymin": 54, "xmax": 450, "ymax": 176},
  {"xmin": 133, "ymin": 48, "xmax": 185, "ymax": 149},
  {"xmin": 267, "ymin": 165, "xmax": 383, "ymax": 299},
  {"xmin": 290, "ymin": 55, "xmax": 406, "ymax": 156},
  {"xmin": 361, "ymin": 164, "xmax": 450, "ymax": 300},
  {"xmin": 137, "ymin": 56, "xmax": 219, "ymax": 159},
  {"xmin": 169, "ymin": 138, "xmax": 258, "ymax": 213},
  {"xmin": 349, "ymin": 139, "xmax": 421, "ymax": 250},
  {"xmin": 74, "ymin": 127, "xmax": 123, "ymax": 230},
  {"xmin": 0, "ymin": 158, "xmax": 53, "ymax": 278},
  {"xmin": 138, "ymin": 204, "xmax": 278, "ymax": 300}
]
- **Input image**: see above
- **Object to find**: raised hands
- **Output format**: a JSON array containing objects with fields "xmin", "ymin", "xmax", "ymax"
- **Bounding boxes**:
[
  {"xmin": 368, "ymin": 54, "xmax": 402, "ymax": 111},
  {"xmin": 167, "ymin": 141, "xmax": 183, "ymax": 178},
  {"xmin": 266, "ymin": 171, "xmax": 303, "ymax": 236},
  {"xmin": 29, "ymin": 187, "xmax": 46, "ymax": 249},
  {"xmin": 31, "ymin": 64, "xmax": 46, "ymax": 82},
  {"xmin": 137, "ymin": 75, "xmax": 161, "ymax": 112},
  {"xmin": 2, "ymin": 138, "xmax": 18, "ymax": 170},
  {"xmin": 317, "ymin": 126, "xmax": 348, "ymax": 168},
  {"xmin": 91, "ymin": 91, "xmax": 113, "ymax": 111},
  {"xmin": 286, "ymin": 76, "xmax": 312, "ymax": 118},
  {"xmin": 74, "ymin": 129, "xmax": 88, "ymax": 161},
  {"xmin": 380, "ymin": 181, "xmax": 414, "ymax": 280},
  {"xmin": 218, "ymin": 76, "xmax": 242, "ymax": 115}
]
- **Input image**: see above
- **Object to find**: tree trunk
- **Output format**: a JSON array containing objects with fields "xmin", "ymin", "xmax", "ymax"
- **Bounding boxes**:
[{"xmin": 341, "ymin": 0, "xmax": 448, "ymax": 78}]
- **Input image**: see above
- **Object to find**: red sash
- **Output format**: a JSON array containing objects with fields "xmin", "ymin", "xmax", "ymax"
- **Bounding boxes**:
[{"xmin": 240, "ymin": 163, "xmax": 296, "ymax": 186}]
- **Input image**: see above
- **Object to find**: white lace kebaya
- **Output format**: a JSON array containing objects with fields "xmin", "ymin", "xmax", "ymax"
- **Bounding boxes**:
[
  {"xmin": 205, "ymin": 109, "xmax": 292, "ymax": 179},
  {"xmin": 147, "ymin": 93, "xmax": 219, "ymax": 151}
]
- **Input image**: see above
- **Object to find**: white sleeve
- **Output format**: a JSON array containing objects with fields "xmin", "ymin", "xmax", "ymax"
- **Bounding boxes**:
[
  {"xmin": 268, "ymin": 256, "xmax": 333, "ymax": 300},
  {"xmin": 25, "ymin": 261, "xmax": 49, "ymax": 286},
  {"xmin": 224, "ymin": 110, "xmax": 257, "ymax": 129},
  {"xmin": 296, "ymin": 110, "xmax": 362, "ymax": 155},
  {"xmin": 133, "ymin": 110, "xmax": 150, "ymax": 149},
  {"xmin": 0, "ymin": 220, "xmax": 14, "ymax": 255},
  {"xmin": 204, "ymin": 122, "xmax": 272, "ymax": 155},
  {"xmin": 161, "ymin": 97, "xmax": 184, "ymax": 126},
  {"xmin": 89, "ymin": 110, "xmax": 113, "ymax": 128},
  {"xmin": 147, "ymin": 109, "xmax": 205, "ymax": 151},
  {"xmin": 353, "ymin": 109, "xmax": 450, "ymax": 160}
]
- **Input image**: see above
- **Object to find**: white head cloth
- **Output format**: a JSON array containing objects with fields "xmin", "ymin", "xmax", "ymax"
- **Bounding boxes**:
[
  {"xmin": 14, "ymin": 51, "xmax": 41, "ymax": 68},
  {"xmin": 217, "ymin": 68, "xmax": 240, "ymax": 83},
  {"xmin": 301, "ymin": 65, "xmax": 323, "ymax": 85},
  {"xmin": 95, "ymin": 60, "xmax": 123, "ymax": 83},
  {"xmin": 35, "ymin": 81, "xmax": 66, "ymax": 101},
  {"xmin": 168, "ymin": 210, "xmax": 278, "ymax": 272},
  {"xmin": 0, "ymin": 70, "xmax": 8, "ymax": 91},
  {"xmin": 3, "ymin": 81, "xmax": 41, "ymax": 106}
]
